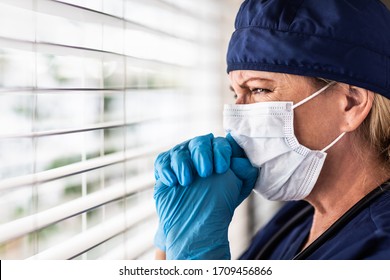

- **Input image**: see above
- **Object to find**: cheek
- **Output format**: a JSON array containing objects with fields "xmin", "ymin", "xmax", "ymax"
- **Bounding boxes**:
[
  {"xmin": 294, "ymin": 111, "xmax": 319, "ymax": 149},
  {"xmin": 253, "ymin": 94, "xmax": 278, "ymax": 103},
  {"xmin": 293, "ymin": 101, "xmax": 340, "ymax": 150}
]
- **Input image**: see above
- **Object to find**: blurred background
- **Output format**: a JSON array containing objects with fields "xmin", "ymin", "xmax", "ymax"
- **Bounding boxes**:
[
  {"xmin": 2, "ymin": 0, "xmax": 389, "ymax": 261},
  {"xmin": 0, "ymin": 0, "xmax": 304, "ymax": 260}
]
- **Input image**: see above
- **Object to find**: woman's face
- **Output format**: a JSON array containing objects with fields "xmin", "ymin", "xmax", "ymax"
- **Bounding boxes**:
[{"xmin": 228, "ymin": 70, "xmax": 345, "ymax": 151}]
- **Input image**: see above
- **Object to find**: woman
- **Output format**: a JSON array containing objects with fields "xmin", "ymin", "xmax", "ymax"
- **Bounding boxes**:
[{"xmin": 153, "ymin": 0, "xmax": 390, "ymax": 259}]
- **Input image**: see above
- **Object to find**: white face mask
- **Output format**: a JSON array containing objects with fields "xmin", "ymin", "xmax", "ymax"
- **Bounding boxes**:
[{"xmin": 223, "ymin": 82, "xmax": 346, "ymax": 201}]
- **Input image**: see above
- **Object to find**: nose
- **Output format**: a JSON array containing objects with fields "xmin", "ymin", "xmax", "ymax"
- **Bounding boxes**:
[
  {"xmin": 235, "ymin": 97, "xmax": 246, "ymax": 105},
  {"xmin": 235, "ymin": 95, "xmax": 256, "ymax": 105}
]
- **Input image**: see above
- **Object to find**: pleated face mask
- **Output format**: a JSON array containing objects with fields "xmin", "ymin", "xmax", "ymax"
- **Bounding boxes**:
[{"xmin": 223, "ymin": 82, "xmax": 346, "ymax": 201}]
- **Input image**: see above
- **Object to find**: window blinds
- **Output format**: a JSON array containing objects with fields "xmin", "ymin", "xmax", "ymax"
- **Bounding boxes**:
[{"xmin": 0, "ymin": 0, "xmax": 226, "ymax": 259}]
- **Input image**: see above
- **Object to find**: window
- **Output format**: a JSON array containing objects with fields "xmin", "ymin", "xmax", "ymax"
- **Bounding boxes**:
[{"xmin": 0, "ymin": 0, "xmax": 236, "ymax": 260}]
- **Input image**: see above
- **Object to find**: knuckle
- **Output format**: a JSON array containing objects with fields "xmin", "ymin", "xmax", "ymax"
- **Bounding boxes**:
[
  {"xmin": 190, "ymin": 135, "xmax": 212, "ymax": 149},
  {"xmin": 213, "ymin": 137, "xmax": 231, "ymax": 148},
  {"xmin": 155, "ymin": 152, "xmax": 169, "ymax": 166}
]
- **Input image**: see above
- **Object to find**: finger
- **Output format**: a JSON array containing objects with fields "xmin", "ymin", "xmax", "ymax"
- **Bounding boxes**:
[
  {"xmin": 154, "ymin": 151, "xmax": 178, "ymax": 187},
  {"xmin": 226, "ymin": 133, "xmax": 246, "ymax": 158},
  {"xmin": 188, "ymin": 133, "xmax": 214, "ymax": 178},
  {"xmin": 170, "ymin": 142, "xmax": 194, "ymax": 186},
  {"xmin": 213, "ymin": 137, "xmax": 232, "ymax": 174},
  {"xmin": 153, "ymin": 178, "xmax": 172, "ymax": 199},
  {"xmin": 230, "ymin": 157, "xmax": 259, "ymax": 204}
]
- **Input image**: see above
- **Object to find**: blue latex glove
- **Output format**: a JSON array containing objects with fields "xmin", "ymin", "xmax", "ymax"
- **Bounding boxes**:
[
  {"xmin": 154, "ymin": 222, "xmax": 166, "ymax": 252},
  {"xmin": 154, "ymin": 133, "xmax": 233, "ymax": 187},
  {"xmin": 153, "ymin": 134, "xmax": 258, "ymax": 259}
]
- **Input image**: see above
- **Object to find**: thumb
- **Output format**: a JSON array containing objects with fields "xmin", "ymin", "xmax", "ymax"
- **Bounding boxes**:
[{"xmin": 230, "ymin": 157, "xmax": 259, "ymax": 205}]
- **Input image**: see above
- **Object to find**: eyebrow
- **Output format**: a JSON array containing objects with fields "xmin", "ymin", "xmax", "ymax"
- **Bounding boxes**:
[{"xmin": 229, "ymin": 77, "xmax": 275, "ymax": 91}]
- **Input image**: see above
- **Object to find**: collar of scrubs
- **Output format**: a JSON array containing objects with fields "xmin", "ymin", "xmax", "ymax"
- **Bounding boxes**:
[{"xmin": 254, "ymin": 179, "xmax": 390, "ymax": 260}]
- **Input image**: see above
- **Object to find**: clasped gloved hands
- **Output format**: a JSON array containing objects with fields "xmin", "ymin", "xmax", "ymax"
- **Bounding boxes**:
[{"xmin": 153, "ymin": 133, "xmax": 259, "ymax": 259}]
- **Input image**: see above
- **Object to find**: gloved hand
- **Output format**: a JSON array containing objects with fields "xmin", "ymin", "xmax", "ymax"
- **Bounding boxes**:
[
  {"xmin": 154, "ymin": 222, "xmax": 166, "ymax": 252},
  {"xmin": 154, "ymin": 133, "xmax": 234, "ymax": 187},
  {"xmin": 153, "ymin": 134, "xmax": 258, "ymax": 259}
]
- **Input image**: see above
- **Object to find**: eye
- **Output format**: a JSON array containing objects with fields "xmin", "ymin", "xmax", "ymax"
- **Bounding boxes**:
[
  {"xmin": 250, "ymin": 88, "xmax": 271, "ymax": 94},
  {"xmin": 229, "ymin": 86, "xmax": 238, "ymax": 99}
]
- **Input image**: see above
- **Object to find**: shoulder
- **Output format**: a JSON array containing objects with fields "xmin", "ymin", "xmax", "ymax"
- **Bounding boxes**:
[
  {"xmin": 363, "ymin": 190, "xmax": 390, "ymax": 259},
  {"xmin": 369, "ymin": 189, "xmax": 390, "ymax": 231},
  {"xmin": 313, "ymin": 190, "xmax": 390, "ymax": 260}
]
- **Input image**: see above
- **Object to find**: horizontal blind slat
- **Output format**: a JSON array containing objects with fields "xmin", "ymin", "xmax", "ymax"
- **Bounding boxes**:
[
  {"xmin": 0, "ymin": 36, "xmax": 194, "ymax": 69},
  {"xmin": 3, "ymin": 0, "xmax": 199, "ymax": 41},
  {"xmin": 0, "ymin": 119, "xmax": 154, "ymax": 139},
  {"xmin": 27, "ymin": 201, "xmax": 156, "ymax": 260},
  {"xmin": 0, "ymin": 173, "xmax": 154, "ymax": 244},
  {"xmin": 0, "ymin": 145, "xmax": 167, "ymax": 190},
  {"xmin": 97, "ymin": 222, "xmax": 156, "ymax": 260}
]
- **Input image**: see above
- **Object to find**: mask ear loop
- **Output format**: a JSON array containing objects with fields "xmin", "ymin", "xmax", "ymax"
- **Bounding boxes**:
[
  {"xmin": 321, "ymin": 132, "xmax": 346, "ymax": 152},
  {"xmin": 292, "ymin": 81, "xmax": 337, "ymax": 109}
]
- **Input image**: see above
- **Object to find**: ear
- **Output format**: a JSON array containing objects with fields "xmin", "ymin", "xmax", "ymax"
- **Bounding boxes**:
[{"xmin": 340, "ymin": 85, "xmax": 374, "ymax": 132}]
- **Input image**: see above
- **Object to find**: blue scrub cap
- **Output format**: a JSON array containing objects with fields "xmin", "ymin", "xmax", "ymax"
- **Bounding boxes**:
[{"xmin": 227, "ymin": 0, "xmax": 390, "ymax": 99}]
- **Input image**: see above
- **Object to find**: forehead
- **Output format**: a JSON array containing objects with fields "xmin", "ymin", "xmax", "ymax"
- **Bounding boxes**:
[{"xmin": 229, "ymin": 70, "xmax": 307, "ymax": 85}]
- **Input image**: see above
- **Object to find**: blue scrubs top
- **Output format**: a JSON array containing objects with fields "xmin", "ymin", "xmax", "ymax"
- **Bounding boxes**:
[{"xmin": 240, "ymin": 188, "xmax": 390, "ymax": 260}]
